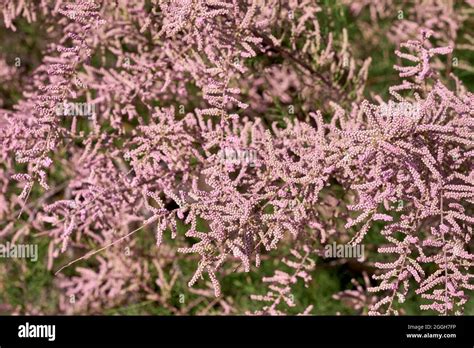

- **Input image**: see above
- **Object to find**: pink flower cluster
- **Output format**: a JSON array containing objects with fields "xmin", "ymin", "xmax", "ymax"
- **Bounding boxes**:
[{"xmin": 0, "ymin": 0, "xmax": 472, "ymax": 315}]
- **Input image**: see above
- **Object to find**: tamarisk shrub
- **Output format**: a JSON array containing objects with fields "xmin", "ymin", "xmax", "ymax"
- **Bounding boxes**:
[{"xmin": 0, "ymin": 0, "xmax": 472, "ymax": 315}]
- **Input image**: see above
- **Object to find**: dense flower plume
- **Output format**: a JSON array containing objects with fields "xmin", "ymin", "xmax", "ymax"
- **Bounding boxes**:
[{"xmin": 0, "ymin": 0, "xmax": 472, "ymax": 315}]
